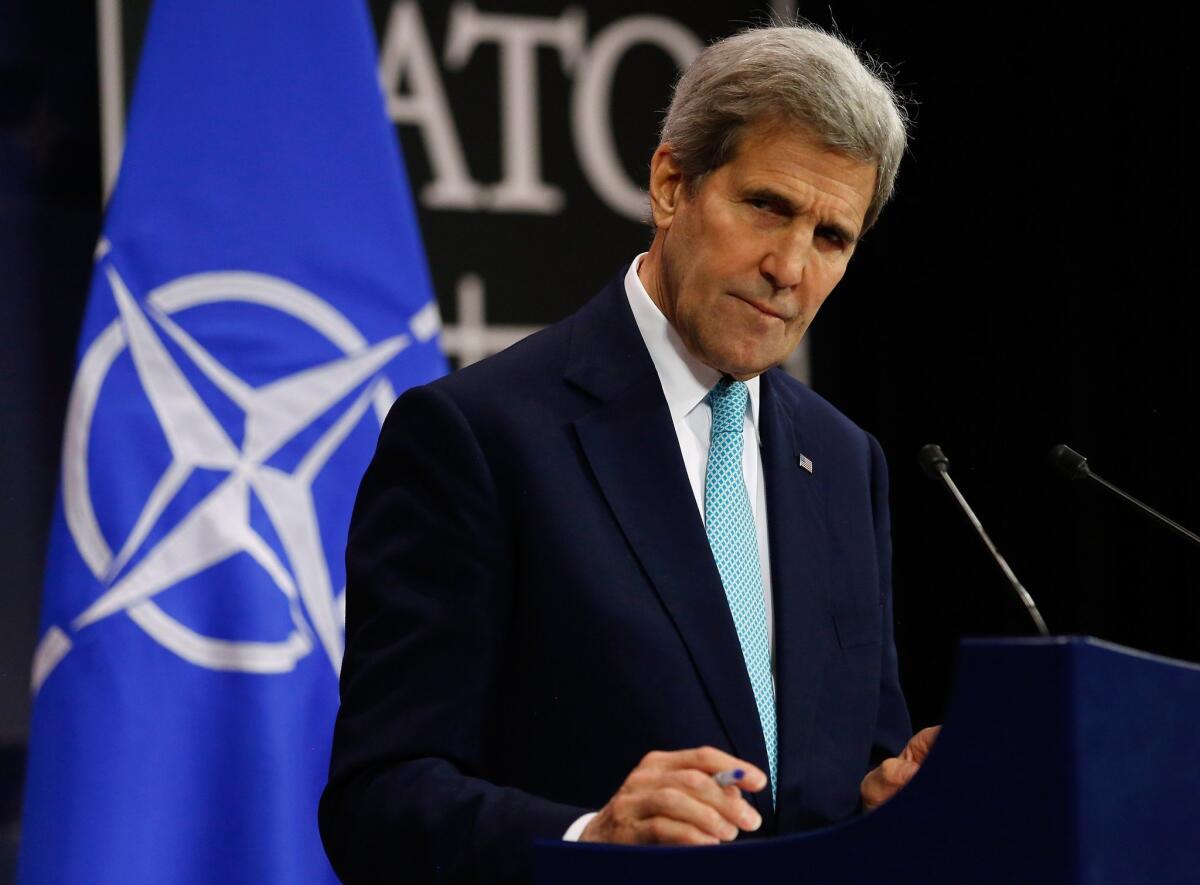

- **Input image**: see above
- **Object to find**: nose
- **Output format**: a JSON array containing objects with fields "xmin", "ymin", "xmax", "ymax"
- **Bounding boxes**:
[{"xmin": 759, "ymin": 227, "xmax": 812, "ymax": 291}]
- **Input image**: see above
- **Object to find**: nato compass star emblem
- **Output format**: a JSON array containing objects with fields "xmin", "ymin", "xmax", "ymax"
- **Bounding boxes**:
[{"xmin": 32, "ymin": 241, "xmax": 440, "ymax": 691}]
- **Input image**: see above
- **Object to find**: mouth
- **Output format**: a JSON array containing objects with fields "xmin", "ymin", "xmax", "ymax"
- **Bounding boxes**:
[{"xmin": 731, "ymin": 294, "xmax": 787, "ymax": 321}]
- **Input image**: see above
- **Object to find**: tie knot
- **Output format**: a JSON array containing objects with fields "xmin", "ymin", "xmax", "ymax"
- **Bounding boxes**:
[{"xmin": 708, "ymin": 377, "xmax": 748, "ymax": 434}]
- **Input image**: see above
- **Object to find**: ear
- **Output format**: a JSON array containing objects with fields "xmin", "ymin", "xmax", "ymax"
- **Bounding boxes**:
[{"xmin": 648, "ymin": 143, "xmax": 685, "ymax": 230}]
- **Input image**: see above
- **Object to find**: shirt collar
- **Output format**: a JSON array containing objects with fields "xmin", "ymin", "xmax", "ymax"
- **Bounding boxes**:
[{"xmin": 623, "ymin": 254, "xmax": 761, "ymax": 439}]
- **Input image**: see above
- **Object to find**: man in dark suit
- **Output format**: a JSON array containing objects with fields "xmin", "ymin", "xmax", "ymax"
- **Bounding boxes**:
[{"xmin": 320, "ymin": 21, "xmax": 937, "ymax": 884}]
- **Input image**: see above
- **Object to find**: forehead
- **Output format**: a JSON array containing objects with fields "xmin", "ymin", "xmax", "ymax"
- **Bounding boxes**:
[{"xmin": 712, "ymin": 120, "xmax": 877, "ymax": 226}]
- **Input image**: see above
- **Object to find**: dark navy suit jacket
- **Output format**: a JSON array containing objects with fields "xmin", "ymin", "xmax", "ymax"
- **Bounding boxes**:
[{"xmin": 319, "ymin": 274, "xmax": 911, "ymax": 884}]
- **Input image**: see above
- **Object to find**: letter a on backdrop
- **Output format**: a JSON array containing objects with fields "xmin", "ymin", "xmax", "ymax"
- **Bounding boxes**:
[{"xmin": 19, "ymin": 1, "xmax": 445, "ymax": 882}]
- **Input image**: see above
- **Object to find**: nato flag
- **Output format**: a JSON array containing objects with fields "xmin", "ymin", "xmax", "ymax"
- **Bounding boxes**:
[{"xmin": 19, "ymin": 1, "xmax": 444, "ymax": 882}]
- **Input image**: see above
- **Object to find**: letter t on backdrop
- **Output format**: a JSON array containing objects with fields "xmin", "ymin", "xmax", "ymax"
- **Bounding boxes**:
[{"xmin": 19, "ymin": 1, "xmax": 445, "ymax": 882}]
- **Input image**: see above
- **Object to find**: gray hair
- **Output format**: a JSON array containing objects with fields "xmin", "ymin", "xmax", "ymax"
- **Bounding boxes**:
[{"xmin": 660, "ymin": 23, "xmax": 908, "ymax": 231}]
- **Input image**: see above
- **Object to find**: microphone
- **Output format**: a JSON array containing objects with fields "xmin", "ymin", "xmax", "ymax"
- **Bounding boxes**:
[
  {"xmin": 1048, "ymin": 444, "xmax": 1200, "ymax": 550},
  {"xmin": 918, "ymin": 444, "xmax": 1050, "ymax": 636}
]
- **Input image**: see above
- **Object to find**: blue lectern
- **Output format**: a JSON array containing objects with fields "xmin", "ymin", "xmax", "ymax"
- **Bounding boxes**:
[{"xmin": 536, "ymin": 637, "xmax": 1200, "ymax": 884}]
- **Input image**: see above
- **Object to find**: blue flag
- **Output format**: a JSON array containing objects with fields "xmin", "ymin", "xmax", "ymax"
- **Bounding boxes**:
[{"xmin": 19, "ymin": 1, "xmax": 444, "ymax": 882}]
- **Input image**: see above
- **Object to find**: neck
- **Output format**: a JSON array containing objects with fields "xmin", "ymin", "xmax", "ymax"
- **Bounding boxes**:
[{"xmin": 637, "ymin": 236, "xmax": 668, "ymax": 317}]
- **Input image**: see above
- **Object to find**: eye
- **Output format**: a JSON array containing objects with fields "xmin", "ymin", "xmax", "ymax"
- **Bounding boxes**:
[
  {"xmin": 816, "ymin": 226, "xmax": 847, "ymax": 248},
  {"xmin": 745, "ymin": 197, "xmax": 792, "ymax": 221}
]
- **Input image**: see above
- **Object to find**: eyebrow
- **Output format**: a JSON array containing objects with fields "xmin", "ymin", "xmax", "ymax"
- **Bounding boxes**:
[{"xmin": 744, "ymin": 187, "xmax": 859, "ymax": 245}]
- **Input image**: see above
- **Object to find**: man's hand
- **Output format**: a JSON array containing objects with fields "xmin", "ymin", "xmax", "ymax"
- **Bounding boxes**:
[
  {"xmin": 580, "ymin": 746, "xmax": 766, "ymax": 845},
  {"xmin": 860, "ymin": 725, "xmax": 941, "ymax": 811}
]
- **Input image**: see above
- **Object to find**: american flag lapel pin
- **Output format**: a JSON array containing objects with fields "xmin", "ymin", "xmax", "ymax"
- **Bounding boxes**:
[{"xmin": 797, "ymin": 453, "xmax": 814, "ymax": 474}]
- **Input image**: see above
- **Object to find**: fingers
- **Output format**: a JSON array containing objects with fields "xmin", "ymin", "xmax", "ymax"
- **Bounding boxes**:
[
  {"xmin": 633, "ymin": 816, "xmax": 724, "ymax": 846},
  {"xmin": 580, "ymin": 746, "xmax": 765, "ymax": 846},
  {"xmin": 662, "ymin": 768, "xmax": 762, "ymax": 832},
  {"xmin": 860, "ymin": 755, "xmax": 921, "ymax": 811},
  {"xmin": 861, "ymin": 723, "xmax": 944, "ymax": 812},
  {"xmin": 636, "ymin": 787, "xmax": 741, "ymax": 842},
  {"xmin": 648, "ymin": 746, "xmax": 769, "ymax": 793},
  {"xmin": 901, "ymin": 725, "xmax": 941, "ymax": 763},
  {"xmin": 630, "ymin": 753, "xmax": 763, "ymax": 834},
  {"xmin": 881, "ymin": 756, "xmax": 920, "ymax": 785}
]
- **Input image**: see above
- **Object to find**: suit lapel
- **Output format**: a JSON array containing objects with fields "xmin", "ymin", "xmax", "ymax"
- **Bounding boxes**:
[
  {"xmin": 759, "ymin": 372, "xmax": 833, "ymax": 825},
  {"xmin": 565, "ymin": 279, "xmax": 775, "ymax": 825}
]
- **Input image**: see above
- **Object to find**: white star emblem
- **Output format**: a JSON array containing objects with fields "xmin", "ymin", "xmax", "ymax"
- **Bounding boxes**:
[{"xmin": 34, "ymin": 252, "xmax": 437, "ymax": 689}]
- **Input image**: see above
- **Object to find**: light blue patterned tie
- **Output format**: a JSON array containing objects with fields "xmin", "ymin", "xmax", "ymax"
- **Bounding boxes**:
[{"xmin": 704, "ymin": 377, "xmax": 777, "ymax": 802}]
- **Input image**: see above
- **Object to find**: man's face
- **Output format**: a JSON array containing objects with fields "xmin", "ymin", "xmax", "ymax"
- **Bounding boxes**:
[{"xmin": 646, "ymin": 118, "xmax": 877, "ymax": 379}]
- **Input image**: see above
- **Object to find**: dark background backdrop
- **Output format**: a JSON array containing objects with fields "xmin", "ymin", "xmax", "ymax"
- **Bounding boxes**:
[{"xmin": 3, "ymin": 1, "xmax": 1199, "ymax": 877}]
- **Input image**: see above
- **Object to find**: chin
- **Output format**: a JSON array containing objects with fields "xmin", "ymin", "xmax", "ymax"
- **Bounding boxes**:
[
  {"xmin": 715, "ymin": 355, "xmax": 776, "ymax": 380},
  {"xmin": 694, "ymin": 325, "xmax": 792, "ymax": 377},
  {"xmin": 716, "ymin": 341, "xmax": 789, "ymax": 378}
]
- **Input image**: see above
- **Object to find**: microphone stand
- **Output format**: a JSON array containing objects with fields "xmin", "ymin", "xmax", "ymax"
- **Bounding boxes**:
[{"xmin": 920, "ymin": 444, "xmax": 1050, "ymax": 637}]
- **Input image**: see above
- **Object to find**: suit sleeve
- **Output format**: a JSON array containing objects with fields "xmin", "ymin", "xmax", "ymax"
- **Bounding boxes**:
[
  {"xmin": 319, "ymin": 384, "xmax": 587, "ymax": 884},
  {"xmin": 866, "ymin": 432, "xmax": 913, "ymax": 767}
]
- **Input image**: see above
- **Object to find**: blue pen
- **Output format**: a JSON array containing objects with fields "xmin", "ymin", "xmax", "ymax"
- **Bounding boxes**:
[{"xmin": 713, "ymin": 768, "xmax": 745, "ymax": 788}]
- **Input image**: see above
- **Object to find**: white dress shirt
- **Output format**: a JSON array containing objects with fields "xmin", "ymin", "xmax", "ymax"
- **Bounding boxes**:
[{"xmin": 562, "ymin": 255, "xmax": 776, "ymax": 842}]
